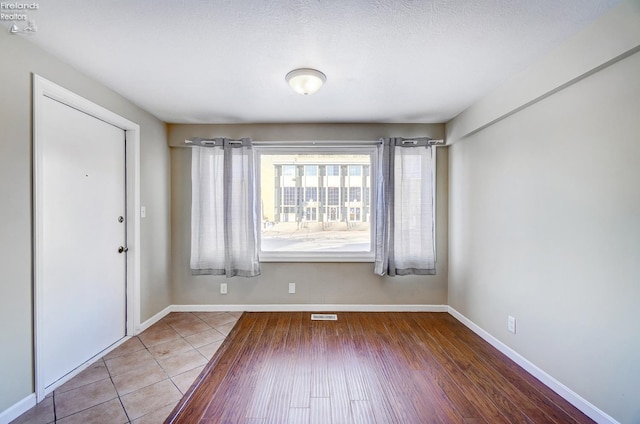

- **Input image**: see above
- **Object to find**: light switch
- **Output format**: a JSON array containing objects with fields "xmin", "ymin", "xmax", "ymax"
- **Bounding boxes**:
[{"xmin": 140, "ymin": 206, "xmax": 146, "ymax": 218}]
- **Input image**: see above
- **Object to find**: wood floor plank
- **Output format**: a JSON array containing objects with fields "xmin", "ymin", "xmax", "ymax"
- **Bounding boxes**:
[
  {"xmin": 245, "ymin": 313, "xmax": 292, "ymax": 420},
  {"xmin": 291, "ymin": 314, "xmax": 314, "ymax": 408},
  {"xmin": 326, "ymin": 332, "xmax": 353, "ymax": 424},
  {"xmin": 264, "ymin": 311, "xmax": 303, "ymax": 424},
  {"xmin": 289, "ymin": 360, "xmax": 312, "ymax": 408},
  {"xmin": 342, "ymin": 339, "xmax": 370, "ymax": 402},
  {"xmin": 166, "ymin": 312, "xmax": 595, "ymax": 424},
  {"xmin": 350, "ymin": 322, "xmax": 411, "ymax": 422},
  {"xmin": 310, "ymin": 319, "xmax": 331, "ymax": 398}
]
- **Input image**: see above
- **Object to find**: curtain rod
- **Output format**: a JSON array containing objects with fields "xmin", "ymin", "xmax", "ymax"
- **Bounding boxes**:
[
  {"xmin": 184, "ymin": 138, "xmax": 445, "ymax": 146},
  {"xmin": 253, "ymin": 140, "xmax": 378, "ymax": 146}
]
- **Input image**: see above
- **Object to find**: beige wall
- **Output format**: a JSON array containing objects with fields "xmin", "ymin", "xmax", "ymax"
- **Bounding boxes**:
[
  {"xmin": 446, "ymin": 2, "xmax": 640, "ymax": 422},
  {"xmin": 169, "ymin": 124, "xmax": 448, "ymax": 307},
  {"xmin": 0, "ymin": 30, "xmax": 171, "ymax": 411}
]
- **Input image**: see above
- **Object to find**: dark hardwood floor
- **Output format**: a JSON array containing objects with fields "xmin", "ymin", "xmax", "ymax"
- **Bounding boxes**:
[{"xmin": 165, "ymin": 312, "xmax": 593, "ymax": 424}]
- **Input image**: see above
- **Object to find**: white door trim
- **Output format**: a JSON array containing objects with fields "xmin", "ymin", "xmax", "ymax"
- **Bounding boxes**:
[{"xmin": 32, "ymin": 74, "xmax": 141, "ymax": 401}]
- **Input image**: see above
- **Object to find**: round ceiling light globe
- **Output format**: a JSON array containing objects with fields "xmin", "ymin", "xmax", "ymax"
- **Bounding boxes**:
[{"xmin": 285, "ymin": 68, "xmax": 326, "ymax": 95}]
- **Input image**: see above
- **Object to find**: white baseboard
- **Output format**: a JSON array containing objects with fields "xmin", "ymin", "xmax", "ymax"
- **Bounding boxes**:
[
  {"xmin": 136, "ymin": 305, "xmax": 173, "ymax": 334},
  {"xmin": 447, "ymin": 307, "xmax": 619, "ymax": 424},
  {"xmin": 171, "ymin": 304, "xmax": 449, "ymax": 313},
  {"xmin": 0, "ymin": 393, "xmax": 35, "ymax": 424},
  {"xmin": 135, "ymin": 304, "xmax": 447, "ymax": 332}
]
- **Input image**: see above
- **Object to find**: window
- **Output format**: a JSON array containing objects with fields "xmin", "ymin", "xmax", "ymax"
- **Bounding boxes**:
[
  {"xmin": 348, "ymin": 187, "xmax": 361, "ymax": 201},
  {"xmin": 258, "ymin": 148, "xmax": 375, "ymax": 261},
  {"xmin": 304, "ymin": 165, "xmax": 318, "ymax": 176},
  {"xmin": 282, "ymin": 187, "xmax": 298, "ymax": 205},
  {"xmin": 327, "ymin": 187, "xmax": 340, "ymax": 206},
  {"xmin": 348, "ymin": 165, "xmax": 362, "ymax": 176},
  {"xmin": 282, "ymin": 165, "xmax": 296, "ymax": 177},
  {"xmin": 190, "ymin": 138, "xmax": 436, "ymax": 273},
  {"xmin": 326, "ymin": 165, "xmax": 340, "ymax": 176},
  {"xmin": 305, "ymin": 187, "xmax": 318, "ymax": 201}
]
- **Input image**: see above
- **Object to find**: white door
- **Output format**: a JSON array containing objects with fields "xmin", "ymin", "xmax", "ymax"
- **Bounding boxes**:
[{"xmin": 40, "ymin": 96, "xmax": 127, "ymax": 390}]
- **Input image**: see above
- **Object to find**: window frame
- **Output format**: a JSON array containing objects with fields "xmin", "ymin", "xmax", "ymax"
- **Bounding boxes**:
[{"xmin": 255, "ymin": 143, "xmax": 378, "ymax": 263}]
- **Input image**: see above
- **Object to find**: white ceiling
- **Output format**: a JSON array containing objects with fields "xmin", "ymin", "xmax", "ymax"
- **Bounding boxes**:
[{"xmin": 9, "ymin": 0, "xmax": 620, "ymax": 124}]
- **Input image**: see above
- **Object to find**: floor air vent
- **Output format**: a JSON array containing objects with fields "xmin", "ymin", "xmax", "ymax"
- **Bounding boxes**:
[{"xmin": 311, "ymin": 313, "xmax": 338, "ymax": 321}]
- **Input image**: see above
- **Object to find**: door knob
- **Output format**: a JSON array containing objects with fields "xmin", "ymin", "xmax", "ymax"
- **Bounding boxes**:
[{"xmin": 118, "ymin": 246, "xmax": 128, "ymax": 253}]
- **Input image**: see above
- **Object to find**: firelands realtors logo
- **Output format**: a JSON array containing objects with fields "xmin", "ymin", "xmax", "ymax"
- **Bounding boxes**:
[
  {"xmin": 2, "ymin": 2, "xmax": 39, "ymax": 34},
  {"xmin": 1, "ymin": 2, "xmax": 39, "ymax": 20}
]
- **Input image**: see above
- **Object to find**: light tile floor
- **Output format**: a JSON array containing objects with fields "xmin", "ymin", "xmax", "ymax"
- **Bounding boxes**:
[{"xmin": 11, "ymin": 312, "xmax": 241, "ymax": 424}]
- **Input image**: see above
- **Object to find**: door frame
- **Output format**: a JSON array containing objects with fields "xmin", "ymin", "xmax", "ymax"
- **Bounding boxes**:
[{"xmin": 32, "ymin": 74, "xmax": 141, "ymax": 401}]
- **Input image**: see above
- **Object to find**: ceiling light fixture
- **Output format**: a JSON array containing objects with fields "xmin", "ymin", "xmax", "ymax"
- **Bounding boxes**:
[{"xmin": 285, "ymin": 68, "xmax": 326, "ymax": 95}]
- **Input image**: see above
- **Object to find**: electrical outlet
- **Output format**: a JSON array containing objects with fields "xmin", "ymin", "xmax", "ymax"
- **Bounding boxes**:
[
  {"xmin": 288, "ymin": 283, "xmax": 296, "ymax": 294},
  {"xmin": 508, "ymin": 316, "xmax": 516, "ymax": 334},
  {"xmin": 220, "ymin": 283, "xmax": 227, "ymax": 294}
]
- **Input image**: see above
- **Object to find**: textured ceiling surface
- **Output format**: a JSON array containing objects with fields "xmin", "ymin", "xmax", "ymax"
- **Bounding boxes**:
[{"xmin": 6, "ymin": 0, "xmax": 620, "ymax": 123}]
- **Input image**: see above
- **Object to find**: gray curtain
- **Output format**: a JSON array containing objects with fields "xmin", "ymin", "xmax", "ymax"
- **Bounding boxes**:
[
  {"xmin": 375, "ymin": 137, "xmax": 436, "ymax": 276},
  {"xmin": 190, "ymin": 138, "xmax": 260, "ymax": 277}
]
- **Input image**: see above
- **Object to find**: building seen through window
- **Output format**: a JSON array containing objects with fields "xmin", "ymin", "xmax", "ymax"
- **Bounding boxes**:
[{"xmin": 259, "ymin": 153, "xmax": 372, "ymax": 254}]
